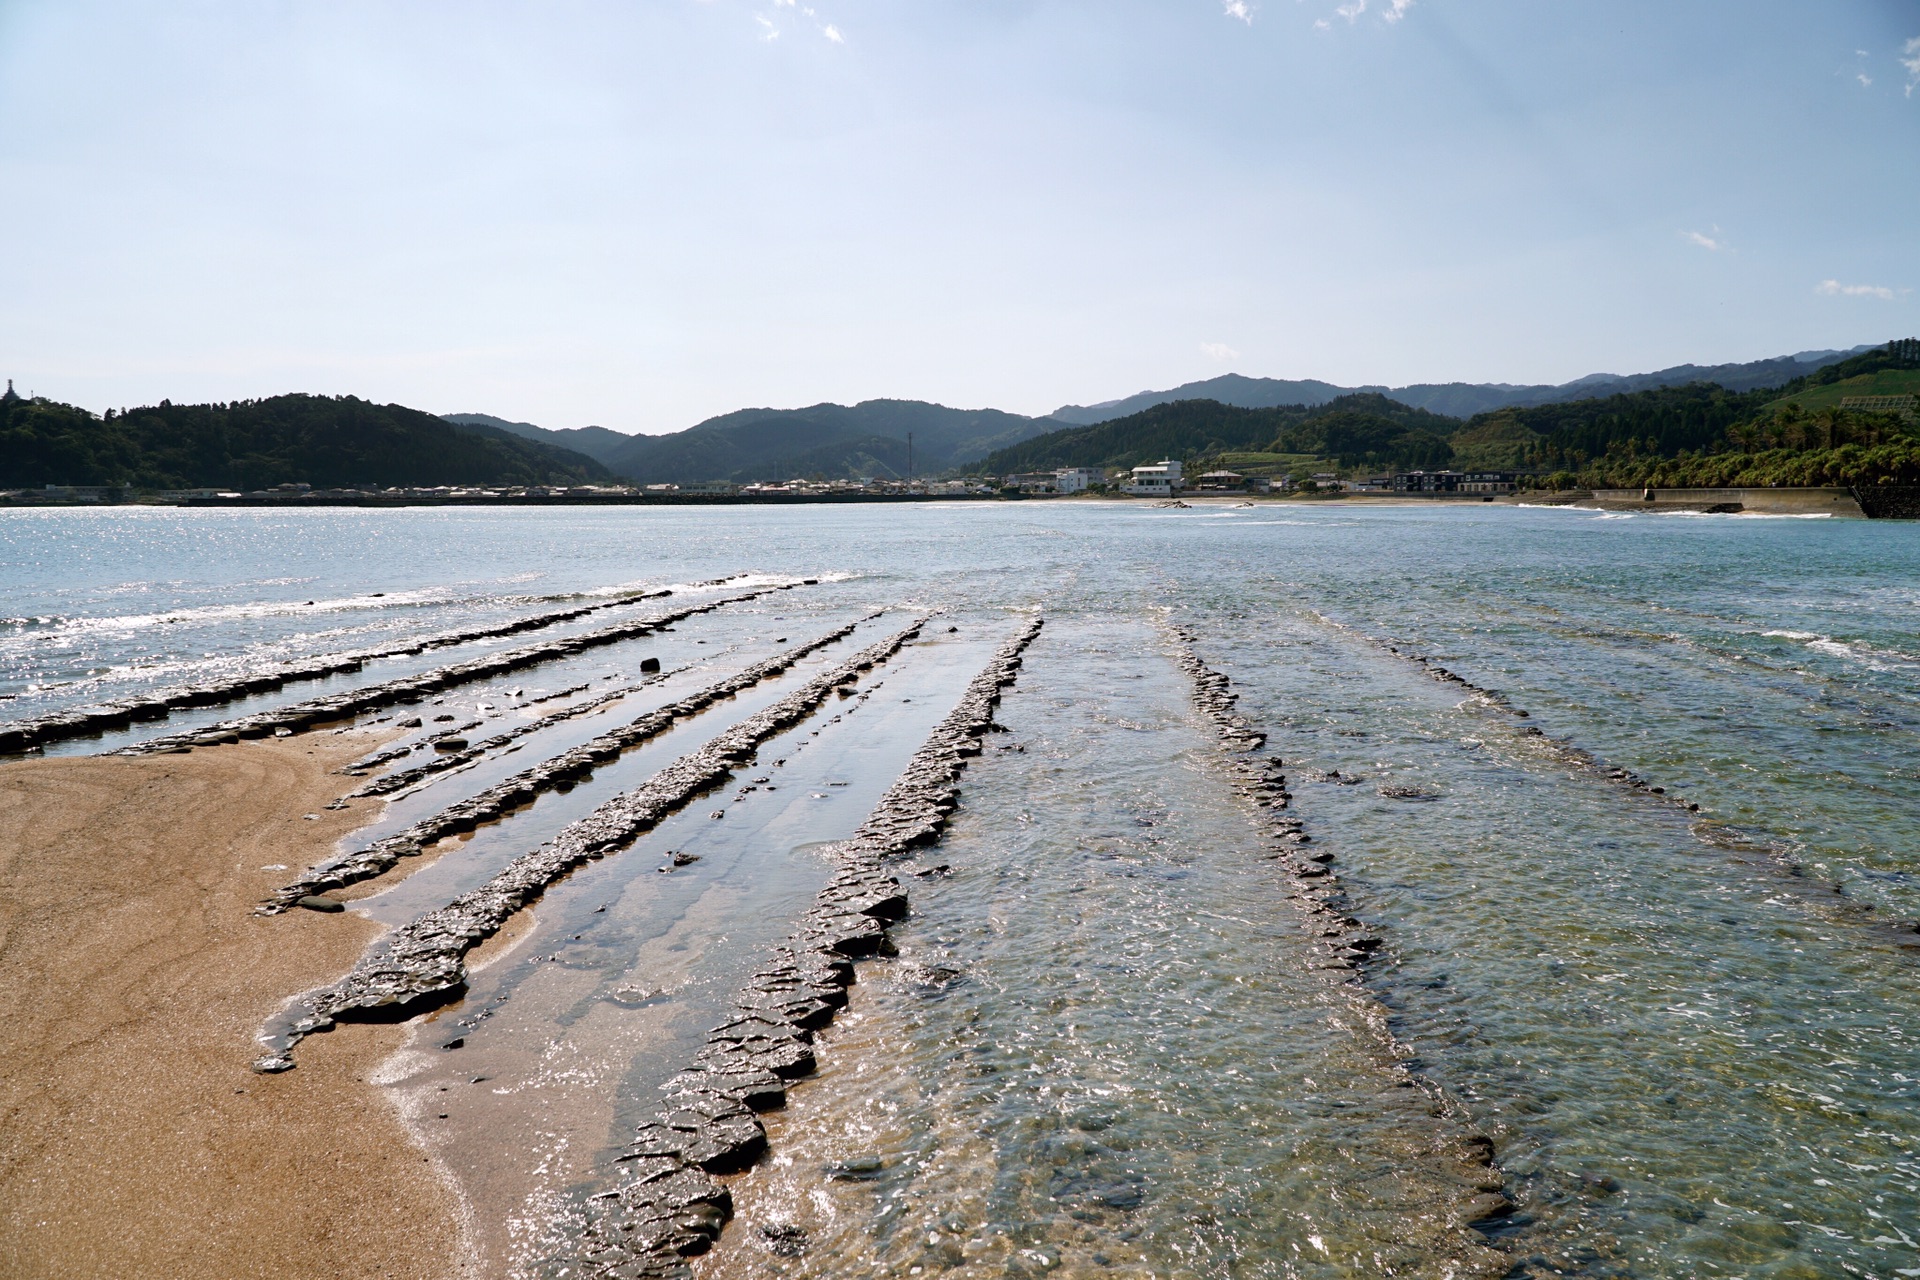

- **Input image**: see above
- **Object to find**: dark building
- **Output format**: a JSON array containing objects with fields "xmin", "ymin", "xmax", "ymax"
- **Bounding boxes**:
[{"xmin": 1390, "ymin": 470, "xmax": 1516, "ymax": 494}]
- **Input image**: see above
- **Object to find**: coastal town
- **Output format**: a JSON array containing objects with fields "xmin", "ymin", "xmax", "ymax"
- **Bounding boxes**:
[{"xmin": 6, "ymin": 462, "xmax": 1520, "ymax": 506}]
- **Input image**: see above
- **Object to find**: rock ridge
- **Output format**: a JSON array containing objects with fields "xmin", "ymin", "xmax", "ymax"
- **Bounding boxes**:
[
  {"xmin": 0, "ymin": 575, "xmax": 761, "ymax": 756},
  {"xmin": 261, "ymin": 615, "xmax": 876, "ymax": 911},
  {"xmin": 252, "ymin": 615, "xmax": 933, "ymax": 1072},
  {"xmin": 553, "ymin": 615, "xmax": 1044, "ymax": 1276},
  {"xmin": 112, "ymin": 583, "xmax": 801, "ymax": 756}
]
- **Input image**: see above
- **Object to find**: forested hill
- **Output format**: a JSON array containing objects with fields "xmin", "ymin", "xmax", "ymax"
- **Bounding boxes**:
[
  {"xmin": 980, "ymin": 341, "xmax": 1920, "ymax": 489},
  {"xmin": 595, "ymin": 399, "xmax": 1055, "ymax": 485},
  {"xmin": 0, "ymin": 393, "xmax": 613, "ymax": 490},
  {"xmin": 1459, "ymin": 340, "xmax": 1920, "ymax": 486},
  {"xmin": 977, "ymin": 393, "xmax": 1463, "ymax": 474}
]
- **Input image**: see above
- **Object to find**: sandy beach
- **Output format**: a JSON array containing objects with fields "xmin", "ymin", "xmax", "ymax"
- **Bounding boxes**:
[{"xmin": 0, "ymin": 736, "xmax": 463, "ymax": 1280}]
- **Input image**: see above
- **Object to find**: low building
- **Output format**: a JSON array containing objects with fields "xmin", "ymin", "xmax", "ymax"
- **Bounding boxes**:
[
  {"xmin": 1455, "ymin": 471, "xmax": 1516, "ymax": 494},
  {"xmin": 1353, "ymin": 475, "xmax": 1393, "ymax": 492},
  {"xmin": 1006, "ymin": 472, "xmax": 1058, "ymax": 493},
  {"xmin": 1053, "ymin": 467, "xmax": 1103, "ymax": 494},
  {"xmin": 1125, "ymin": 460, "xmax": 1184, "ymax": 496},
  {"xmin": 1194, "ymin": 470, "xmax": 1246, "ymax": 492},
  {"xmin": 1390, "ymin": 470, "xmax": 1516, "ymax": 494}
]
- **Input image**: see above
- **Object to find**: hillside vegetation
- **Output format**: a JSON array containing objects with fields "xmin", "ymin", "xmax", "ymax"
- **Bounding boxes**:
[
  {"xmin": 978, "ymin": 394, "xmax": 1462, "ymax": 476},
  {"xmin": 592, "ymin": 400, "xmax": 1054, "ymax": 484},
  {"xmin": 1470, "ymin": 342, "xmax": 1920, "ymax": 489},
  {"xmin": 0, "ymin": 393, "xmax": 612, "ymax": 490},
  {"xmin": 982, "ymin": 341, "xmax": 1920, "ymax": 491}
]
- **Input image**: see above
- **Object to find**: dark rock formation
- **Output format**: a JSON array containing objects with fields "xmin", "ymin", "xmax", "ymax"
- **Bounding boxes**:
[
  {"xmin": 553, "ymin": 616, "xmax": 1045, "ymax": 1275},
  {"xmin": 262, "ymin": 615, "xmax": 878, "ymax": 910},
  {"xmin": 254, "ymin": 615, "xmax": 938, "ymax": 1071},
  {"xmin": 0, "ymin": 575, "xmax": 771, "ymax": 756},
  {"xmin": 115, "ymin": 583, "xmax": 801, "ymax": 756}
]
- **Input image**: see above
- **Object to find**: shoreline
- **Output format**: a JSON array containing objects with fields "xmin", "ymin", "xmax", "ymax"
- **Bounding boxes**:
[{"xmin": 0, "ymin": 735, "xmax": 465, "ymax": 1280}]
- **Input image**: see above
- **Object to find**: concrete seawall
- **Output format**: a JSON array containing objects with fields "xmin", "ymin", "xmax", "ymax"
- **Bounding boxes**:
[{"xmin": 1577, "ymin": 487, "xmax": 1869, "ymax": 517}]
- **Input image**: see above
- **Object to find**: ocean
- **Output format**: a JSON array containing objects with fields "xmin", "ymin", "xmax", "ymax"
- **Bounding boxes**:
[{"xmin": 3, "ymin": 500, "xmax": 1917, "ymax": 1278}]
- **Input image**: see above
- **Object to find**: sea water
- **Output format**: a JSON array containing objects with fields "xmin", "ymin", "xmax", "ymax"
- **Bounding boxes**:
[{"xmin": 3, "ymin": 501, "xmax": 1917, "ymax": 1278}]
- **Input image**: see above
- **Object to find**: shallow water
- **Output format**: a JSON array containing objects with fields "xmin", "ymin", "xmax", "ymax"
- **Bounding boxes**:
[{"xmin": 6, "ymin": 501, "xmax": 1919, "ymax": 1278}]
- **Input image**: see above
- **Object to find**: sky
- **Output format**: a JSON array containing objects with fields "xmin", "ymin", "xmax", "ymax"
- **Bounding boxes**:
[{"xmin": 1, "ymin": 1, "xmax": 1917, "ymax": 435}]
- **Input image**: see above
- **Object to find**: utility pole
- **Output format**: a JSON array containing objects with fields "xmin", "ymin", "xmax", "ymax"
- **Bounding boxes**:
[{"xmin": 907, "ymin": 432, "xmax": 914, "ymax": 478}]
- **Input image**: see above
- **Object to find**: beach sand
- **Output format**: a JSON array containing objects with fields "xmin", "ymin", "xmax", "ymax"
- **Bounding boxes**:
[{"xmin": 0, "ymin": 736, "xmax": 464, "ymax": 1280}]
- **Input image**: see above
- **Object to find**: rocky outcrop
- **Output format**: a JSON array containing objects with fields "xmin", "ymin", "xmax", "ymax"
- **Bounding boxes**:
[
  {"xmin": 1310, "ymin": 612, "xmax": 1711, "ymax": 816},
  {"xmin": 342, "ymin": 682, "xmax": 608, "ymax": 794},
  {"xmin": 253, "ymin": 616, "xmax": 934, "ymax": 1072},
  {"xmin": 261, "ymin": 616, "xmax": 876, "ymax": 911},
  {"xmin": 0, "ymin": 577, "xmax": 764, "ymax": 756},
  {"xmin": 113, "ymin": 584, "xmax": 802, "ymax": 756},
  {"xmin": 1166, "ymin": 625, "xmax": 1517, "ymax": 1240},
  {"xmin": 554, "ymin": 616, "xmax": 1044, "ymax": 1276}
]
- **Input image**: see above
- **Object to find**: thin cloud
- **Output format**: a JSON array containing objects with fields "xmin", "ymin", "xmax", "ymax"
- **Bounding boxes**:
[
  {"xmin": 1222, "ymin": 0, "xmax": 1254, "ymax": 24},
  {"xmin": 1858, "ymin": 72, "xmax": 1873, "ymax": 88},
  {"xmin": 1904, "ymin": 36, "xmax": 1920, "ymax": 97},
  {"xmin": 823, "ymin": 23, "xmax": 843, "ymax": 42},
  {"xmin": 1384, "ymin": 0, "xmax": 1415, "ymax": 22},
  {"xmin": 1201, "ymin": 342, "xmax": 1240, "ymax": 361},
  {"xmin": 1682, "ymin": 229, "xmax": 1730, "ymax": 252},
  {"xmin": 1334, "ymin": 0, "xmax": 1366, "ymax": 21},
  {"xmin": 1816, "ymin": 279, "xmax": 1897, "ymax": 300}
]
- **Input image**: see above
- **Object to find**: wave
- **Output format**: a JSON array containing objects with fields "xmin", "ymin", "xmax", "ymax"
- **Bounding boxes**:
[{"xmin": 1759, "ymin": 630, "xmax": 1920, "ymax": 673}]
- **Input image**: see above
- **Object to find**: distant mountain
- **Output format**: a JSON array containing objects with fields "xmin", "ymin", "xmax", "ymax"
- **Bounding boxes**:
[
  {"xmin": 2, "ymin": 393, "xmax": 613, "ymax": 489},
  {"xmin": 979, "ymin": 393, "xmax": 1462, "ymax": 476},
  {"xmin": 1048, "ymin": 347, "xmax": 1876, "ymax": 425},
  {"xmin": 982, "ymin": 343, "xmax": 1920, "ymax": 482},
  {"xmin": 592, "ymin": 400, "xmax": 1058, "ymax": 485},
  {"xmin": 444, "ymin": 400, "xmax": 1059, "ymax": 485},
  {"xmin": 442, "ymin": 413, "xmax": 636, "ymax": 471}
]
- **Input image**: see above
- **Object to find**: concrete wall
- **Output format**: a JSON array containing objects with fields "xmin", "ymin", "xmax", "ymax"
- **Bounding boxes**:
[{"xmin": 1584, "ymin": 487, "xmax": 1868, "ymax": 518}]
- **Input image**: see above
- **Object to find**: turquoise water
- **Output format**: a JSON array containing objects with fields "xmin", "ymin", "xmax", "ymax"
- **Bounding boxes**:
[{"xmin": 4, "ymin": 501, "xmax": 1917, "ymax": 1278}]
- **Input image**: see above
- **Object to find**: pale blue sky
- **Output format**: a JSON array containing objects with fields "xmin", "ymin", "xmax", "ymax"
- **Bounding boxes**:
[{"xmin": 1, "ymin": 1, "xmax": 1916, "ymax": 433}]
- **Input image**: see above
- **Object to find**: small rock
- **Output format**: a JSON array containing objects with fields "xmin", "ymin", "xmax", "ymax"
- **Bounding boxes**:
[
  {"xmin": 640, "ymin": 657, "xmax": 662, "ymax": 673},
  {"xmin": 295, "ymin": 895, "xmax": 345, "ymax": 913},
  {"xmin": 398, "ymin": 717, "xmax": 423, "ymax": 728},
  {"xmin": 444, "ymin": 1037, "xmax": 465, "ymax": 1050},
  {"xmin": 826, "ymin": 1155, "xmax": 885, "ymax": 1181},
  {"xmin": 759, "ymin": 1223, "xmax": 807, "ymax": 1257}
]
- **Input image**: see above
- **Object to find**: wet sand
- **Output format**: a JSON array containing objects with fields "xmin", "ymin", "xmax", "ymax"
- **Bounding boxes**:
[{"xmin": 0, "ymin": 737, "xmax": 464, "ymax": 1280}]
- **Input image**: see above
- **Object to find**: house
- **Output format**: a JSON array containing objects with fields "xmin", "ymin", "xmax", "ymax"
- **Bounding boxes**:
[
  {"xmin": 1124, "ymin": 460, "xmax": 1184, "ymax": 496},
  {"xmin": 1194, "ymin": 470, "xmax": 1246, "ymax": 492},
  {"xmin": 1006, "ymin": 472, "xmax": 1058, "ymax": 493},
  {"xmin": 1053, "ymin": 467, "xmax": 1103, "ymax": 494}
]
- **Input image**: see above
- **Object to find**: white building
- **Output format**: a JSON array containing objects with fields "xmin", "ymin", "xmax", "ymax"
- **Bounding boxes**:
[
  {"xmin": 1124, "ymin": 460, "xmax": 1184, "ymax": 497},
  {"xmin": 1053, "ymin": 467, "xmax": 1103, "ymax": 494}
]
